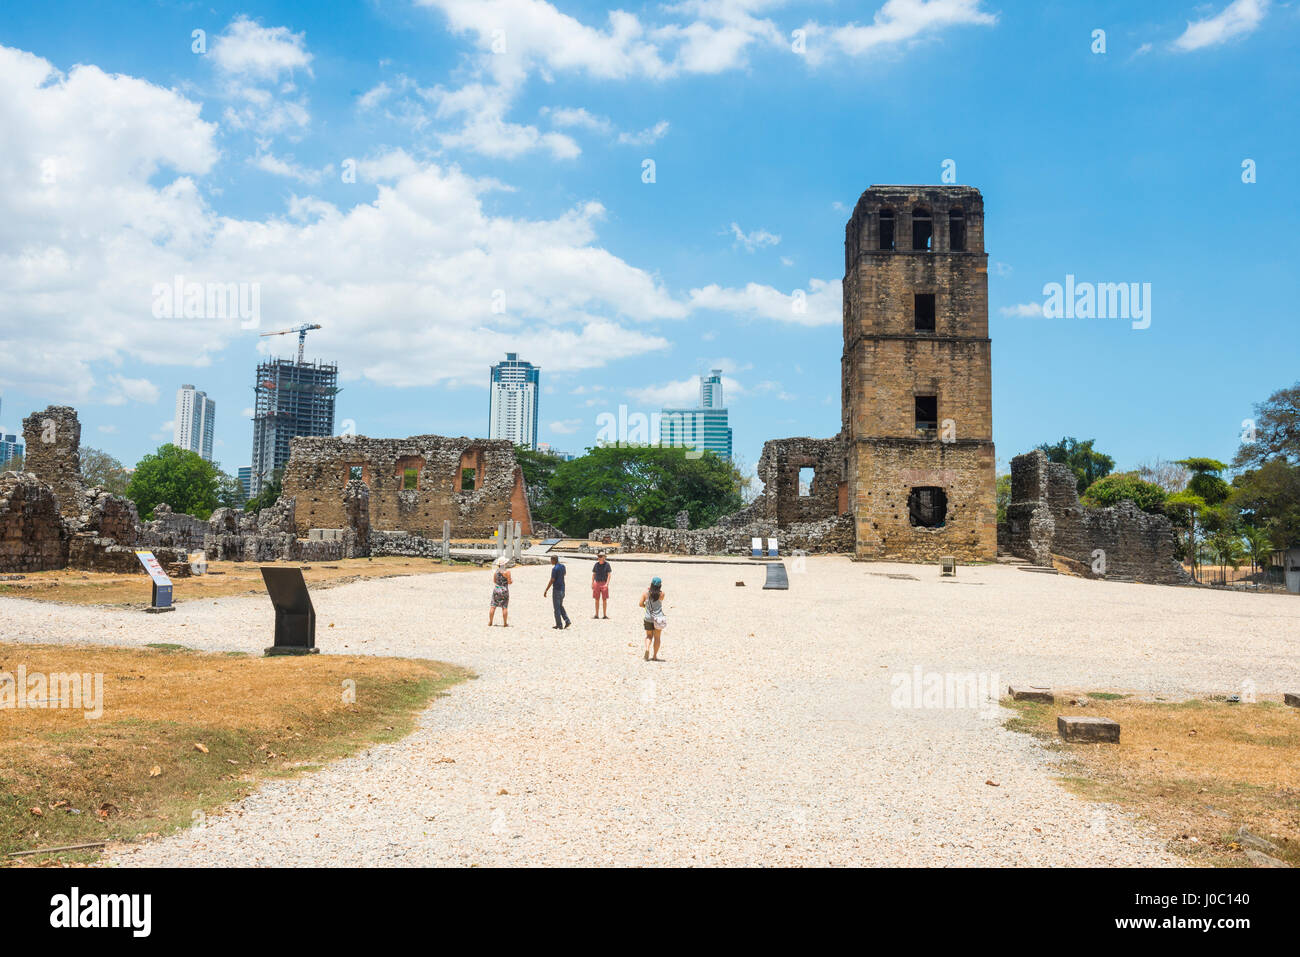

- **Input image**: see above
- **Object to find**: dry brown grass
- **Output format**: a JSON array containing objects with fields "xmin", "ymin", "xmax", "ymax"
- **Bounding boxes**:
[
  {"xmin": 0, "ymin": 556, "xmax": 473, "ymax": 607},
  {"xmin": 0, "ymin": 642, "xmax": 470, "ymax": 865},
  {"xmin": 1006, "ymin": 692, "xmax": 1300, "ymax": 867}
]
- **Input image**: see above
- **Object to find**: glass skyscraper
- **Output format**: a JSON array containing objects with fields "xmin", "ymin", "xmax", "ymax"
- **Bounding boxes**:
[
  {"xmin": 661, "ymin": 369, "xmax": 733, "ymax": 461},
  {"xmin": 488, "ymin": 353, "xmax": 540, "ymax": 448}
]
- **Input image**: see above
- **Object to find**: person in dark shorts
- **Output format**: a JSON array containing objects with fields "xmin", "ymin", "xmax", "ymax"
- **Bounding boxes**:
[
  {"xmin": 591, "ymin": 552, "xmax": 612, "ymax": 619},
  {"xmin": 543, "ymin": 555, "xmax": 571, "ymax": 630},
  {"xmin": 639, "ymin": 576, "xmax": 665, "ymax": 661}
]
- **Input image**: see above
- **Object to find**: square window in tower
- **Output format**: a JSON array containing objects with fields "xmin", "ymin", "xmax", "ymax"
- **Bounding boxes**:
[{"xmin": 915, "ymin": 395, "xmax": 938, "ymax": 433}]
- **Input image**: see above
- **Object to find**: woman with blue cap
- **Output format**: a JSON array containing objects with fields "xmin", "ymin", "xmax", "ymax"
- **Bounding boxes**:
[{"xmin": 639, "ymin": 576, "xmax": 666, "ymax": 661}]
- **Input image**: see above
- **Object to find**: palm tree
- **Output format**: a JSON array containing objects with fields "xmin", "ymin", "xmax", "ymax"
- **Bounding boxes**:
[{"xmin": 1242, "ymin": 525, "xmax": 1273, "ymax": 586}]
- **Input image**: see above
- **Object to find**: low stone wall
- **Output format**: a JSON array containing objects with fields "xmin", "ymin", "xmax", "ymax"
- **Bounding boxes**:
[
  {"xmin": 591, "ymin": 514, "xmax": 853, "ymax": 556},
  {"xmin": 371, "ymin": 530, "xmax": 443, "ymax": 559},
  {"xmin": 140, "ymin": 504, "xmax": 208, "ymax": 551},
  {"xmin": 1003, "ymin": 450, "xmax": 1189, "ymax": 584}
]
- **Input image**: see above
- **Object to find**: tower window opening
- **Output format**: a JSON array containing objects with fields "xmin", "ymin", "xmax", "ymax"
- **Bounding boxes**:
[
  {"xmin": 915, "ymin": 395, "xmax": 938, "ymax": 433},
  {"xmin": 914, "ymin": 293, "xmax": 936, "ymax": 333},
  {"xmin": 949, "ymin": 208, "xmax": 966, "ymax": 251},
  {"xmin": 908, "ymin": 486, "xmax": 947, "ymax": 528},
  {"xmin": 878, "ymin": 210, "xmax": 895, "ymax": 250},
  {"xmin": 912, "ymin": 207, "xmax": 932, "ymax": 251}
]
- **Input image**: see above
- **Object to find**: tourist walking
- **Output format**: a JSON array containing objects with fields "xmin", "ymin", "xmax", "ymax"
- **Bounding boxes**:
[
  {"xmin": 591, "ymin": 551, "xmax": 612, "ymax": 618},
  {"xmin": 543, "ymin": 555, "xmax": 571, "ymax": 629},
  {"xmin": 488, "ymin": 556, "xmax": 511, "ymax": 627},
  {"xmin": 639, "ymin": 576, "xmax": 666, "ymax": 661}
]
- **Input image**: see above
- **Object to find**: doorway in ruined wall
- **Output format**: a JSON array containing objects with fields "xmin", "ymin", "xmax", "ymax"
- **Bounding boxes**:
[
  {"xmin": 454, "ymin": 448, "xmax": 485, "ymax": 492},
  {"xmin": 777, "ymin": 456, "xmax": 817, "ymax": 525}
]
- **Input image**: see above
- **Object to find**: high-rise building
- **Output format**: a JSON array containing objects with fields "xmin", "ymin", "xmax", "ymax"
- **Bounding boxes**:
[
  {"xmin": 173, "ymin": 384, "xmax": 216, "ymax": 460},
  {"xmin": 237, "ymin": 466, "xmax": 252, "ymax": 501},
  {"xmin": 0, "ymin": 433, "xmax": 23, "ymax": 467},
  {"xmin": 488, "ymin": 353, "xmax": 540, "ymax": 448},
  {"xmin": 661, "ymin": 369, "xmax": 733, "ymax": 461},
  {"xmin": 250, "ymin": 358, "xmax": 338, "ymax": 496}
]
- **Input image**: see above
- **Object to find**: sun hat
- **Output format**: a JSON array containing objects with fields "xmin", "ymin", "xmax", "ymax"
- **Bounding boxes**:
[{"xmin": 495, "ymin": 555, "xmax": 509, "ymax": 566}]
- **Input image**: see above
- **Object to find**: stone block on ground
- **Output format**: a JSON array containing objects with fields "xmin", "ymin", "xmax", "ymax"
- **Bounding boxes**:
[
  {"xmin": 1284, "ymin": 692, "xmax": 1300, "ymax": 708},
  {"xmin": 1008, "ymin": 685, "xmax": 1054, "ymax": 704},
  {"xmin": 1057, "ymin": 715, "xmax": 1120, "ymax": 743}
]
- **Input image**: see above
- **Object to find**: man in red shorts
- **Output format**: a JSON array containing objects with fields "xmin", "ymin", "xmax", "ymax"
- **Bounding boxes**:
[{"xmin": 591, "ymin": 551, "xmax": 612, "ymax": 619}]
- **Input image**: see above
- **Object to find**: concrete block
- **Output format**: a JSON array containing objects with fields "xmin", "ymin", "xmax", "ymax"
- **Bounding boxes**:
[
  {"xmin": 1057, "ymin": 715, "xmax": 1120, "ymax": 743},
  {"xmin": 1284, "ymin": 692, "xmax": 1300, "ymax": 708},
  {"xmin": 1009, "ymin": 685, "xmax": 1054, "ymax": 704}
]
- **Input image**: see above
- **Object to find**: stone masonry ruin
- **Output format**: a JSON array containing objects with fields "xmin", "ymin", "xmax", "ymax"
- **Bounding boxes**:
[
  {"xmin": 282, "ymin": 434, "xmax": 532, "ymax": 541},
  {"xmin": 1003, "ymin": 450, "xmax": 1190, "ymax": 584}
]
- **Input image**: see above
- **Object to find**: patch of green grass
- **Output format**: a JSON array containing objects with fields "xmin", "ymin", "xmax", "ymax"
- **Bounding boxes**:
[
  {"xmin": 1089, "ymin": 692, "xmax": 1129, "ymax": 700},
  {"xmin": 144, "ymin": 643, "xmax": 190, "ymax": 652}
]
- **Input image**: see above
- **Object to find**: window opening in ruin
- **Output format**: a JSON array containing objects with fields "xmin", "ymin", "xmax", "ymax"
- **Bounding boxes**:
[
  {"xmin": 908, "ymin": 487, "xmax": 947, "ymax": 528},
  {"xmin": 949, "ymin": 208, "xmax": 966, "ymax": 251},
  {"xmin": 878, "ymin": 210, "xmax": 895, "ymax": 251},
  {"xmin": 915, "ymin": 395, "xmax": 938, "ymax": 434},
  {"xmin": 912, "ymin": 207, "xmax": 932, "ymax": 251},
  {"xmin": 402, "ymin": 467, "xmax": 419, "ymax": 490},
  {"xmin": 348, "ymin": 465, "xmax": 362, "ymax": 482},
  {"xmin": 461, "ymin": 467, "xmax": 477, "ymax": 491},
  {"xmin": 914, "ymin": 293, "xmax": 936, "ymax": 333},
  {"xmin": 798, "ymin": 467, "xmax": 814, "ymax": 497}
]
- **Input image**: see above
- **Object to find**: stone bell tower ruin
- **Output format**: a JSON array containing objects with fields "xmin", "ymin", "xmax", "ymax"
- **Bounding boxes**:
[{"xmin": 841, "ymin": 185, "xmax": 997, "ymax": 561}]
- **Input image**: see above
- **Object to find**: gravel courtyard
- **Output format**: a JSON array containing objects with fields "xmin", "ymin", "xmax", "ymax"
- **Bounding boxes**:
[{"xmin": 3, "ymin": 556, "xmax": 1295, "ymax": 866}]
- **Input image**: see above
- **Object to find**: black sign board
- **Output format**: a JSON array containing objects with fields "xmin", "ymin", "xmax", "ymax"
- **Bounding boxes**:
[{"xmin": 260, "ymin": 567, "xmax": 318, "ymax": 656}]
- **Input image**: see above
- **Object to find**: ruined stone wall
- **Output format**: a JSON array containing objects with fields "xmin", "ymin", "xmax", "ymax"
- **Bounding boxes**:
[
  {"xmin": 0, "ymin": 472, "xmax": 70, "ymax": 572},
  {"xmin": 1004, "ymin": 450, "xmax": 1189, "ymax": 584},
  {"xmin": 282, "ymin": 435, "xmax": 531, "ymax": 539},
  {"xmin": 139, "ymin": 504, "xmax": 208, "ymax": 551},
  {"xmin": 22, "ymin": 406, "xmax": 84, "ymax": 520},
  {"xmin": 850, "ymin": 440, "xmax": 997, "ymax": 562},
  {"xmin": 728, "ymin": 435, "xmax": 848, "ymax": 528},
  {"xmin": 592, "ymin": 514, "xmax": 853, "ymax": 556}
]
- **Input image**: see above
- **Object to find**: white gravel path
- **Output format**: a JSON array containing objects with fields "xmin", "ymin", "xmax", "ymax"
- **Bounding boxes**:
[{"xmin": 3, "ymin": 556, "xmax": 1295, "ymax": 866}]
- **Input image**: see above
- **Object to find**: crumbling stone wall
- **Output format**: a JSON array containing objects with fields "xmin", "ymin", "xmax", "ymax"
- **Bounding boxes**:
[
  {"xmin": 140, "ymin": 504, "xmax": 208, "ymax": 551},
  {"xmin": 0, "ymin": 472, "xmax": 70, "ymax": 571},
  {"xmin": 282, "ymin": 434, "xmax": 531, "ymax": 539},
  {"xmin": 22, "ymin": 406, "xmax": 85, "ymax": 520},
  {"xmin": 1004, "ymin": 450, "xmax": 1189, "ymax": 584},
  {"xmin": 729, "ymin": 435, "xmax": 848, "ymax": 528},
  {"xmin": 592, "ymin": 514, "xmax": 853, "ymax": 556}
]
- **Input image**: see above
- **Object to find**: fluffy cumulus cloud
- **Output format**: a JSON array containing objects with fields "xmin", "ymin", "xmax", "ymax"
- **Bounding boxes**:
[
  {"xmin": 1172, "ymin": 0, "xmax": 1269, "ymax": 52},
  {"xmin": 211, "ymin": 16, "xmax": 314, "ymax": 134},
  {"xmin": 688, "ymin": 278, "xmax": 841, "ymax": 327}
]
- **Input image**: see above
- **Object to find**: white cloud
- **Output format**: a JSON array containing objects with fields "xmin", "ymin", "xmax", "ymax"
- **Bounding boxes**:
[
  {"xmin": 105, "ymin": 375, "xmax": 160, "ymax": 405},
  {"xmin": 998, "ymin": 302, "xmax": 1045, "ymax": 318},
  {"xmin": 211, "ymin": 17, "xmax": 314, "ymax": 134},
  {"xmin": 544, "ymin": 106, "xmax": 613, "ymax": 134},
  {"xmin": 628, "ymin": 373, "xmax": 744, "ymax": 408},
  {"xmin": 250, "ymin": 149, "xmax": 330, "ymax": 184},
  {"xmin": 803, "ymin": 0, "xmax": 997, "ymax": 62},
  {"xmin": 689, "ymin": 278, "xmax": 842, "ymax": 327},
  {"xmin": 549, "ymin": 418, "xmax": 583, "ymax": 434},
  {"xmin": 1172, "ymin": 0, "xmax": 1268, "ymax": 52},
  {"xmin": 617, "ymin": 120, "xmax": 670, "ymax": 145},
  {"xmin": 241, "ymin": 407, "xmax": 255, "ymax": 418},
  {"xmin": 729, "ymin": 222, "xmax": 781, "ymax": 251}
]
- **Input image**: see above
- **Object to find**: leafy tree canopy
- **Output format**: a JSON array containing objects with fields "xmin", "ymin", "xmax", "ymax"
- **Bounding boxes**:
[
  {"xmin": 243, "ymin": 469, "xmax": 283, "ymax": 513},
  {"xmin": 1081, "ymin": 471, "xmax": 1167, "ymax": 514},
  {"xmin": 127, "ymin": 444, "xmax": 220, "ymax": 520},
  {"xmin": 1175, "ymin": 458, "xmax": 1231, "ymax": 506},
  {"xmin": 1037, "ymin": 437, "xmax": 1114, "ymax": 494},
  {"xmin": 80, "ymin": 447, "xmax": 130, "ymax": 496},
  {"xmin": 1233, "ymin": 382, "xmax": 1300, "ymax": 470},
  {"xmin": 534, "ymin": 445, "xmax": 743, "ymax": 538},
  {"xmin": 1230, "ymin": 459, "xmax": 1300, "ymax": 549}
]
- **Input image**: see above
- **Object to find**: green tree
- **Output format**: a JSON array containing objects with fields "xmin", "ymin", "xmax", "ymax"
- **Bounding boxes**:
[
  {"xmin": 1038, "ymin": 437, "xmax": 1114, "ymax": 494},
  {"xmin": 216, "ymin": 469, "xmax": 245, "ymax": 510},
  {"xmin": 1231, "ymin": 459, "xmax": 1300, "ymax": 550},
  {"xmin": 1233, "ymin": 381, "xmax": 1300, "ymax": 470},
  {"xmin": 1081, "ymin": 471, "xmax": 1167, "ymax": 514},
  {"xmin": 995, "ymin": 473, "xmax": 1011, "ymax": 525},
  {"xmin": 127, "ymin": 444, "xmax": 221, "ymax": 520},
  {"xmin": 1242, "ymin": 524, "xmax": 1273, "ymax": 580},
  {"xmin": 1177, "ymin": 457, "xmax": 1230, "ymax": 506},
  {"xmin": 514, "ymin": 446, "xmax": 564, "ymax": 513},
  {"xmin": 80, "ymin": 446, "xmax": 130, "ymax": 495},
  {"xmin": 539, "ymin": 446, "xmax": 743, "ymax": 537},
  {"xmin": 243, "ymin": 468, "xmax": 283, "ymax": 513}
]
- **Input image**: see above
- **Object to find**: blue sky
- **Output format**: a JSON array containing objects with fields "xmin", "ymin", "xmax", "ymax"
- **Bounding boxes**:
[{"xmin": 0, "ymin": 0, "xmax": 1296, "ymax": 482}]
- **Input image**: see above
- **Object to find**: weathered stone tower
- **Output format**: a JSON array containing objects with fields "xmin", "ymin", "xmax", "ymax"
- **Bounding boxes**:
[{"xmin": 841, "ymin": 185, "xmax": 996, "ymax": 561}]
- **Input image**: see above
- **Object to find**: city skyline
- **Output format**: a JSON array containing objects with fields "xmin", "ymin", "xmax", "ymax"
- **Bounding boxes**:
[{"xmin": 0, "ymin": 1, "xmax": 1295, "ymax": 482}]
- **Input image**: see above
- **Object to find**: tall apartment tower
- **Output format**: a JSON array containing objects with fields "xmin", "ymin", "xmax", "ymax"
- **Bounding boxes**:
[
  {"xmin": 250, "ymin": 359, "xmax": 338, "ymax": 496},
  {"xmin": 488, "ymin": 353, "xmax": 540, "ymax": 448},
  {"xmin": 841, "ymin": 185, "xmax": 996, "ymax": 561},
  {"xmin": 173, "ymin": 384, "xmax": 216, "ymax": 460}
]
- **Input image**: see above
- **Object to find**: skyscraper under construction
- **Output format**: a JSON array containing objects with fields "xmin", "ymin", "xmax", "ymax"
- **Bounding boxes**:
[{"xmin": 250, "ymin": 357, "xmax": 338, "ymax": 497}]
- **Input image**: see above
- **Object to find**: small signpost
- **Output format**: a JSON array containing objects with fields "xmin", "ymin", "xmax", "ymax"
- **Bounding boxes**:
[
  {"xmin": 260, "ymin": 566, "xmax": 318, "ymax": 656},
  {"xmin": 134, "ymin": 550, "xmax": 174, "ymax": 613}
]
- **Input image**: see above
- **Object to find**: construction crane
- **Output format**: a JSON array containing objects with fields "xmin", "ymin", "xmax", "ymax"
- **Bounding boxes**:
[{"xmin": 259, "ymin": 323, "xmax": 322, "ymax": 364}]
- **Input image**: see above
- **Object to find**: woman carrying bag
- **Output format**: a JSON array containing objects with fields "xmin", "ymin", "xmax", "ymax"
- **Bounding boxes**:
[{"xmin": 639, "ymin": 576, "xmax": 667, "ymax": 661}]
